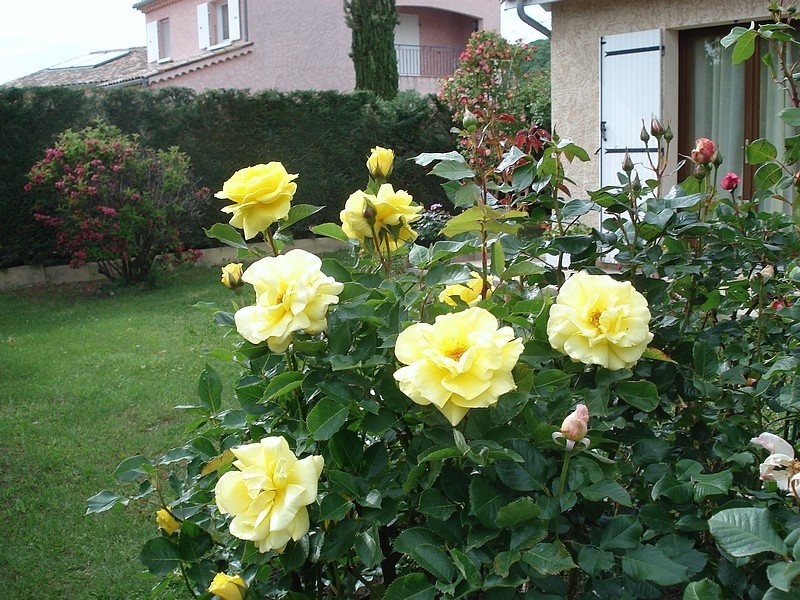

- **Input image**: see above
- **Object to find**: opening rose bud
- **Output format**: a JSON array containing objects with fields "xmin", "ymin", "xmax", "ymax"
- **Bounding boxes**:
[
  {"xmin": 552, "ymin": 404, "xmax": 590, "ymax": 451},
  {"xmin": 690, "ymin": 137, "xmax": 716, "ymax": 164},
  {"xmin": 720, "ymin": 172, "xmax": 740, "ymax": 192}
]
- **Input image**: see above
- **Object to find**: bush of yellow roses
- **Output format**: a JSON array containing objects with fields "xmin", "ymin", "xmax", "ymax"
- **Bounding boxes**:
[{"xmin": 91, "ymin": 8, "xmax": 800, "ymax": 598}]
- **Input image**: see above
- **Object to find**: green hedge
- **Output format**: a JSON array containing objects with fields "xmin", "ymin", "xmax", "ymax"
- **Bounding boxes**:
[{"xmin": 0, "ymin": 86, "xmax": 455, "ymax": 268}]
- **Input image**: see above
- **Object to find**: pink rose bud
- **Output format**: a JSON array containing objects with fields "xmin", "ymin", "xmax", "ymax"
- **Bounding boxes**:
[
  {"xmin": 560, "ymin": 404, "xmax": 589, "ymax": 442},
  {"xmin": 691, "ymin": 137, "xmax": 716, "ymax": 164},
  {"xmin": 720, "ymin": 172, "xmax": 740, "ymax": 191}
]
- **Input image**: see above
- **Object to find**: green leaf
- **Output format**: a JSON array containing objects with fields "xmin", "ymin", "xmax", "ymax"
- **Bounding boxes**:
[
  {"xmin": 310, "ymin": 222, "xmax": 348, "ymax": 242},
  {"xmin": 280, "ymin": 537, "xmax": 310, "ymax": 571},
  {"xmin": 683, "ymin": 579, "xmax": 723, "ymax": 600},
  {"xmin": 708, "ymin": 508, "xmax": 787, "ymax": 558},
  {"xmin": 430, "ymin": 159, "xmax": 475, "ymax": 180},
  {"xmin": 469, "ymin": 476, "xmax": 509, "ymax": 527},
  {"xmin": 755, "ymin": 162, "xmax": 784, "ymax": 189},
  {"xmin": 306, "ymin": 397, "xmax": 349, "ymax": 440},
  {"xmin": 418, "ymin": 489, "xmax": 458, "ymax": 521},
  {"xmin": 85, "ymin": 490, "xmax": 128, "ymax": 514},
  {"xmin": 384, "ymin": 573, "xmax": 436, "ymax": 600},
  {"xmin": 197, "ymin": 365, "xmax": 222, "ymax": 412},
  {"xmin": 138, "ymin": 537, "xmax": 180, "ymax": 576},
  {"xmin": 522, "ymin": 540, "xmax": 577, "ymax": 575},
  {"xmin": 495, "ymin": 497, "xmax": 541, "ymax": 528},
  {"xmin": 454, "ymin": 181, "xmax": 482, "ymax": 208},
  {"xmin": 616, "ymin": 380, "xmax": 659, "ymax": 412},
  {"xmin": 731, "ymin": 28, "xmax": 758, "ymax": 64},
  {"xmin": 497, "ymin": 146, "xmax": 529, "ymax": 172},
  {"xmin": 502, "ymin": 261, "xmax": 547, "ymax": 278},
  {"xmin": 113, "ymin": 455, "xmax": 155, "ymax": 482},
  {"xmin": 414, "ymin": 150, "xmax": 466, "ymax": 167},
  {"xmin": 264, "ymin": 371, "xmax": 304, "ymax": 400},
  {"xmin": 355, "ymin": 525, "xmax": 383, "ymax": 568},
  {"xmin": 747, "ymin": 138, "xmax": 779, "ymax": 164},
  {"xmin": 780, "ymin": 107, "xmax": 800, "ymax": 127},
  {"xmin": 320, "ymin": 519, "xmax": 361, "ymax": 561},
  {"xmin": 768, "ymin": 562, "xmax": 800, "ymax": 592},
  {"xmin": 692, "ymin": 470, "xmax": 733, "ymax": 501},
  {"xmin": 394, "ymin": 528, "xmax": 455, "ymax": 582},
  {"xmin": 599, "ymin": 514, "xmax": 642, "ymax": 550},
  {"xmin": 577, "ymin": 545, "xmax": 614, "ymax": 577},
  {"xmin": 693, "ymin": 340, "xmax": 719, "ymax": 380},
  {"xmin": 622, "ymin": 545, "xmax": 689, "ymax": 586},
  {"xmin": 178, "ymin": 520, "xmax": 212, "ymax": 562},
  {"xmin": 318, "ymin": 493, "xmax": 352, "ymax": 521},
  {"xmin": 278, "ymin": 203, "xmax": 322, "ymax": 230},
  {"xmin": 579, "ymin": 480, "xmax": 633, "ymax": 506},
  {"xmin": 204, "ymin": 223, "xmax": 248, "ymax": 249}
]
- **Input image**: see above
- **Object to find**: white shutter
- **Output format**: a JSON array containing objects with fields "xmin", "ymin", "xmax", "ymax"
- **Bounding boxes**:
[
  {"xmin": 599, "ymin": 30, "xmax": 662, "ymax": 188},
  {"xmin": 197, "ymin": 3, "xmax": 211, "ymax": 50},
  {"xmin": 229, "ymin": 0, "xmax": 241, "ymax": 42},
  {"xmin": 146, "ymin": 20, "xmax": 159, "ymax": 63}
]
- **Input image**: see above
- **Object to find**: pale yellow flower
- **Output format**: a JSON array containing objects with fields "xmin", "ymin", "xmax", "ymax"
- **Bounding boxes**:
[
  {"xmin": 215, "ymin": 436, "xmax": 324, "ymax": 553},
  {"xmin": 366, "ymin": 146, "xmax": 395, "ymax": 179},
  {"xmin": 209, "ymin": 572, "xmax": 247, "ymax": 600},
  {"xmin": 234, "ymin": 249, "xmax": 343, "ymax": 352},
  {"xmin": 439, "ymin": 272, "xmax": 491, "ymax": 307},
  {"xmin": 547, "ymin": 271, "xmax": 653, "ymax": 370},
  {"xmin": 216, "ymin": 162, "xmax": 298, "ymax": 240},
  {"xmin": 394, "ymin": 307, "xmax": 523, "ymax": 426},
  {"xmin": 156, "ymin": 508, "xmax": 180, "ymax": 535},
  {"xmin": 339, "ymin": 183, "xmax": 422, "ymax": 250},
  {"xmin": 552, "ymin": 404, "xmax": 590, "ymax": 451},
  {"xmin": 220, "ymin": 263, "xmax": 244, "ymax": 290}
]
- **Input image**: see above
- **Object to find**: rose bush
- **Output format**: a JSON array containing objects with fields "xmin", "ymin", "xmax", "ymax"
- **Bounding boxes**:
[{"xmin": 91, "ymin": 5, "xmax": 800, "ymax": 598}]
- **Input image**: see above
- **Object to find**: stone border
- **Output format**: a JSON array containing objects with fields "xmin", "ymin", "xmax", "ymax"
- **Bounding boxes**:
[{"xmin": 0, "ymin": 238, "xmax": 346, "ymax": 292}]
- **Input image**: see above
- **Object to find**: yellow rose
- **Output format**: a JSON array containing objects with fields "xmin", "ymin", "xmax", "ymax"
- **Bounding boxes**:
[
  {"xmin": 234, "ymin": 249, "xmax": 344, "ymax": 352},
  {"xmin": 339, "ymin": 183, "xmax": 422, "ymax": 250},
  {"xmin": 215, "ymin": 162, "xmax": 298, "ymax": 240},
  {"xmin": 156, "ymin": 508, "xmax": 180, "ymax": 535},
  {"xmin": 220, "ymin": 263, "xmax": 244, "ymax": 290},
  {"xmin": 209, "ymin": 572, "xmax": 247, "ymax": 600},
  {"xmin": 546, "ymin": 271, "xmax": 653, "ymax": 370},
  {"xmin": 439, "ymin": 272, "xmax": 491, "ymax": 307},
  {"xmin": 215, "ymin": 436, "xmax": 324, "ymax": 553},
  {"xmin": 366, "ymin": 146, "xmax": 395, "ymax": 179},
  {"xmin": 393, "ymin": 307, "xmax": 524, "ymax": 426}
]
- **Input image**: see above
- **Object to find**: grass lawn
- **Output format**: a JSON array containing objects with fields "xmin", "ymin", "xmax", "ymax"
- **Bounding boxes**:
[{"xmin": 0, "ymin": 266, "xmax": 240, "ymax": 599}]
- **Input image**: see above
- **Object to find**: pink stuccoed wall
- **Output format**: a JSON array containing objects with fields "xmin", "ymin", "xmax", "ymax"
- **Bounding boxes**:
[{"xmin": 138, "ymin": 0, "xmax": 500, "ymax": 93}]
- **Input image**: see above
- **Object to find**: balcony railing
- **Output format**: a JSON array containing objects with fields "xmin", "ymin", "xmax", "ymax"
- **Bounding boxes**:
[{"xmin": 394, "ymin": 45, "xmax": 463, "ymax": 78}]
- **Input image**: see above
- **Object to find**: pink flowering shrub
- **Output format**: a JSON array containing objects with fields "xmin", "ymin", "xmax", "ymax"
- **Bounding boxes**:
[{"xmin": 26, "ymin": 124, "xmax": 206, "ymax": 283}]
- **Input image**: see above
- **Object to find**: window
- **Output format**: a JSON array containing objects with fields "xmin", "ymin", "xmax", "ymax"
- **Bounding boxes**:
[
  {"xmin": 197, "ymin": 0, "xmax": 241, "ymax": 50},
  {"xmin": 146, "ymin": 18, "xmax": 171, "ymax": 63},
  {"xmin": 680, "ymin": 26, "xmax": 795, "ymax": 211}
]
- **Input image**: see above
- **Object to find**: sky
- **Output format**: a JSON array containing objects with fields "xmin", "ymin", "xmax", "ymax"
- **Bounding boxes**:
[{"xmin": 0, "ymin": 1, "xmax": 549, "ymax": 86}]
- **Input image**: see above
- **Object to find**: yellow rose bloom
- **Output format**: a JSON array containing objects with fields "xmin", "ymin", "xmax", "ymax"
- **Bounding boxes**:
[
  {"xmin": 234, "ymin": 249, "xmax": 344, "ymax": 352},
  {"xmin": 366, "ymin": 146, "xmax": 395, "ymax": 179},
  {"xmin": 156, "ymin": 508, "xmax": 180, "ymax": 535},
  {"xmin": 216, "ymin": 162, "xmax": 298, "ymax": 240},
  {"xmin": 547, "ymin": 271, "xmax": 653, "ymax": 370},
  {"xmin": 394, "ymin": 307, "xmax": 524, "ymax": 426},
  {"xmin": 339, "ymin": 183, "xmax": 422, "ymax": 250},
  {"xmin": 439, "ymin": 272, "xmax": 491, "ymax": 307},
  {"xmin": 215, "ymin": 436, "xmax": 324, "ymax": 553},
  {"xmin": 209, "ymin": 572, "xmax": 247, "ymax": 600},
  {"xmin": 220, "ymin": 263, "xmax": 244, "ymax": 290}
]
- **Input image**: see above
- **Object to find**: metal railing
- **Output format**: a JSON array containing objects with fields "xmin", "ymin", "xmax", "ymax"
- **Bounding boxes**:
[{"xmin": 394, "ymin": 44, "xmax": 463, "ymax": 78}]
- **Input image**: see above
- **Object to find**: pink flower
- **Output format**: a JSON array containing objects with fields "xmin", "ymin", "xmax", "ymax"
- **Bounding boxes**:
[
  {"xmin": 691, "ymin": 138, "xmax": 716, "ymax": 164},
  {"xmin": 720, "ymin": 172, "xmax": 740, "ymax": 191},
  {"xmin": 553, "ymin": 404, "xmax": 590, "ymax": 451}
]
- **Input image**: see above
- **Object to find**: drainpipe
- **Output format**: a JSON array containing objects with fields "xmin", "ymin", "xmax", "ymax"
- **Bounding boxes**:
[{"xmin": 516, "ymin": 1, "xmax": 551, "ymax": 39}]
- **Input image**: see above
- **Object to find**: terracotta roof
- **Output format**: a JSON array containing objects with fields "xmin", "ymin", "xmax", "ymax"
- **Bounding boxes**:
[{"xmin": 3, "ymin": 48, "xmax": 151, "ymax": 89}]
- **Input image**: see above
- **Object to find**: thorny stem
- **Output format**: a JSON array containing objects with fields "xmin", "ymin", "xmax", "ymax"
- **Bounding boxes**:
[{"xmin": 264, "ymin": 227, "xmax": 280, "ymax": 256}]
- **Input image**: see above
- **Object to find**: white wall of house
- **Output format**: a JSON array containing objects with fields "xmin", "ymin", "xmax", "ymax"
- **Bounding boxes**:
[{"xmin": 548, "ymin": 0, "xmax": 769, "ymax": 198}]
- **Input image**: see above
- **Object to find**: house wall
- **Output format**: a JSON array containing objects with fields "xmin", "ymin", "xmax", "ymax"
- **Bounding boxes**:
[
  {"xmin": 549, "ymin": 0, "xmax": 768, "ymax": 198},
  {"xmin": 141, "ymin": 0, "xmax": 499, "ymax": 94}
]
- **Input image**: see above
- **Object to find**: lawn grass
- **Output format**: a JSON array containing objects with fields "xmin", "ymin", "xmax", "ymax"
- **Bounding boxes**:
[{"xmin": 0, "ymin": 266, "xmax": 240, "ymax": 599}]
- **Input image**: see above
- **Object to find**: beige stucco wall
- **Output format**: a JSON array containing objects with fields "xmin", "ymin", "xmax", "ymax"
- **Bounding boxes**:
[{"xmin": 549, "ymin": 0, "xmax": 768, "ymax": 199}]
